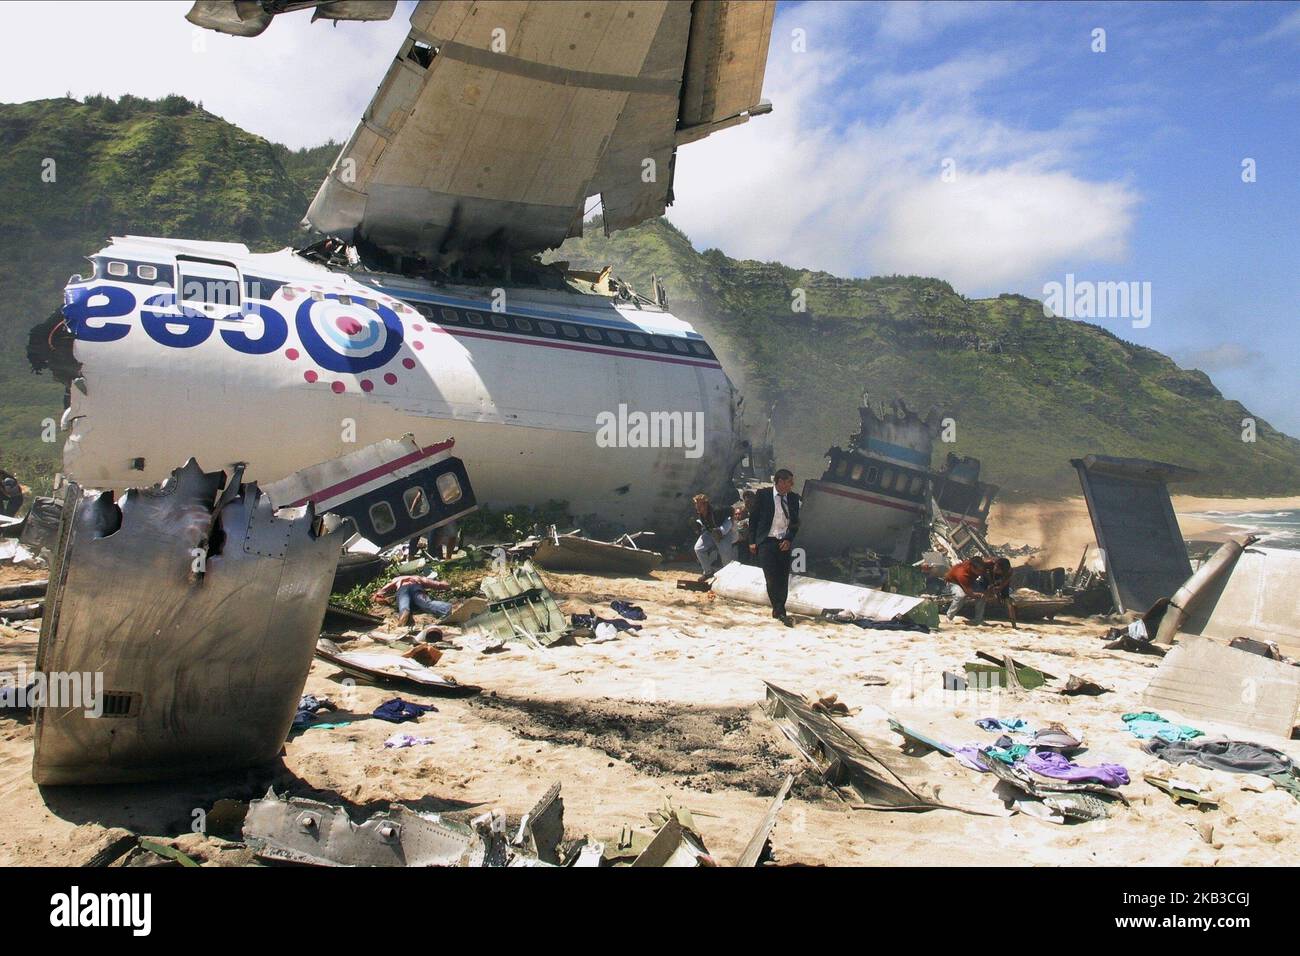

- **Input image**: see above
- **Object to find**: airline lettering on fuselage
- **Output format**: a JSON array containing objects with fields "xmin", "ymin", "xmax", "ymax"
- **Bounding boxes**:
[{"xmin": 64, "ymin": 284, "xmax": 400, "ymax": 372}]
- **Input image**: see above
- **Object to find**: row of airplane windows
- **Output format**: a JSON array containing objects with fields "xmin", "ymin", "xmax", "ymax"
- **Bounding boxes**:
[
  {"xmin": 832, "ymin": 457, "xmax": 928, "ymax": 498},
  {"xmin": 402, "ymin": 299, "xmax": 716, "ymax": 359}
]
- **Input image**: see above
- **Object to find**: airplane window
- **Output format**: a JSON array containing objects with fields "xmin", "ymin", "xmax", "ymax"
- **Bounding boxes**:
[
  {"xmin": 851, "ymin": 464, "xmax": 863, "ymax": 481},
  {"xmin": 368, "ymin": 501, "xmax": 397, "ymax": 536},
  {"xmin": 435, "ymin": 472, "xmax": 462, "ymax": 505},
  {"xmin": 311, "ymin": 290, "xmax": 324, "ymax": 301},
  {"xmin": 137, "ymin": 265, "xmax": 157, "ymax": 281},
  {"xmin": 584, "ymin": 327, "xmax": 601, "ymax": 341},
  {"xmin": 690, "ymin": 341, "xmax": 709, "ymax": 356},
  {"xmin": 467, "ymin": 312, "xmax": 484, "ymax": 326},
  {"xmin": 881, "ymin": 468, "xmax": 894, "ymax": 489},
  {"xmin": 835, "ymin": 460, "xmax": 847, "ymax": 477},
  {"xmin": 650, "ymin": 336, "xmax": 668, "ymax": 350},
  {"xmin": 178, "ymin": 259, "xmax": 240, "ymax": 310},
  {"xmin": 338, "ymin": 294, "xmax": 353, "ymax": 305},
  {"xmin": 107, "ymin": 261, "xmax": 128, "ymax": 277},
  {"xmin": 671, "ymin": 339, "xmax": 688, "ymax": 353},
  {"xmin": 403, "ymin": 486, "xmax": 430, "ymax": 519},
  {"xmin": 866, "ymin": 467, "xmax": 878, "ymax": 484},
  {"xmin": 441, "ymin": 308, "xmax": 459, "ymax": 323},
  {"xmin": 629, "ymin": 333, "xmax": 647, "ymax": 347},
  {"xmin": 515, "ymin": 318, "xmax": 533, "ymax": 332},
  {"xmin": 414, "ymin": 303, "xmax": 433, "ymax": 318},
  {"xmin": 910, "ymin": 476, "xmax": 924, "ymax": 495},
  {"xmin": 491, "ymin": 315, "xmax": 509, "ymax": 329},
  {"xmin": 538, "ymin": 321, "xmax": 556, "ymax": 335},
  {"xmin": 561, "ymin": 324, "xmax": 579, "ymax": 338},
  {"xmin": 607, "ymin": 330, "xmax": 625, "ymax": 344},
  {"xmin": 895, "ymin": 471, "xmax": 910, "ymax": 492}
]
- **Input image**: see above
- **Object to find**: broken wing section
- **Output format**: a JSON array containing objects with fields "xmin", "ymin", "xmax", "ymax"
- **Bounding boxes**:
[
  {"xmin": 186, "ymin": 1, "xmax": 399, "ymax": 38},
  {"xmin": 1072, "ymin": 455, "xmax": 1197, "ymax": 614},
  {"xmin": 32, "ymin": 459, "xmax": 345, "ymax": 785},
  {"xmin": 304, "ymin": 0, "xmax": 775, "ymax": 265}
]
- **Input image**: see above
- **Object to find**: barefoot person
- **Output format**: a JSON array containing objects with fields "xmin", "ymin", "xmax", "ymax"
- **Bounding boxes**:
[
  {"xmin": 373, "ymin": 574, "xmax": 454, "ymax": 627},
  {"xmin": 748, "ymin": 469, "xmax": 800, "ymax": 627}
]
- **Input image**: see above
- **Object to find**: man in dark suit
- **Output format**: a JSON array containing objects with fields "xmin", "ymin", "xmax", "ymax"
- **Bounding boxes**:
[{"xmin": 747, "ymin": 469, "xmax": 800, "ymax": 626}]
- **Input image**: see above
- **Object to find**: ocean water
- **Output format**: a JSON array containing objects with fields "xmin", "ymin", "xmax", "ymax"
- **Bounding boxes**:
[{"xmin": 1184, "ymin": 508, "xmax": 1300, "ymax": 551}]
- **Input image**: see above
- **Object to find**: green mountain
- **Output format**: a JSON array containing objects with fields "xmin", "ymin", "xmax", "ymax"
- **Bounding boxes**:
[
  {"xmin": 2, "ymin": 95, "xmax": 1297, "ymax": 499},
  {"xmin": 553, "ymin": 220, "xmax": 1300, "ymax": 498}
]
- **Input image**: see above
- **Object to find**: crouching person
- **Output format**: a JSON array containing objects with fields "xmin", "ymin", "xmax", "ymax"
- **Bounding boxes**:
[
  {"xmin": 373, "ymin": 574, "xmax": 454, "ymax": 627},
  {"xmin": 691, "ymin": 493, "xmax": 736, "ymax": 579},
  {"xmin": 944, "ymin": 556, "xmax": 987, "ymax": 624}
]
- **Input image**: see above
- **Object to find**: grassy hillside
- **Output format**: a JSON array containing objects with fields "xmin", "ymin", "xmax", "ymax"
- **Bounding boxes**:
[
  {"xmin": 553, "ymin": 218, "xmax": 1300, "ymax": 498},
  {"xmin": 2, "ymin": 95, "xmax": 1297, "ymax": 499},
  {"xmin": 0, "ymin": 95, "xmax": 314, "ymax": 489}
]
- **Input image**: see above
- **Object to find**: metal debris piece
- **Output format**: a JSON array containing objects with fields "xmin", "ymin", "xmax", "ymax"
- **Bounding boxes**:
[
  {"xmin": 461, "ymin": 561, "xmax": 570, "ymax": 648},
  {"xmin": 512, "ymin": 781, "xmax": 565, "ymax": 866},
  {"xmin": 323, "ymin": 602, "xmax": 384, "ymax": 631},
  {"xmin": 735, "ymin": 774, "xmax": 795, "ymax": 867},
  {"xmin": 764, "ymin": 681, "xmax": 948, "ymax": 811},
  {"xmin": 1174, "ymin": 545, "xmax": 1300, "ymax": 658},
  {"xmin": 533, "ymin": 530, "xmax": 663, "ymax": 575},
  {"xmin": 0, "ymin": 579, "xmax": 48, "ymax": 601},
  {"xmin": 714, "ymin": 563, "xmax": 925, "ymax": 621},
  {"xmin": 33, "ymin": 459, "xmax": 346, "ymax": 785},
  {"xmin": 315, "ymin": 638, "xmax": 480, "ymax": 697},
  {"xmin": 1145, "ymin": 774, "xmax": 1218, "ymax": 809},
  {"xmin": 887, "ymin": 719, "xmax": 955, "ymax": 757},
  {"xmin": 1141, "ymin": 636, "xmax": 1300, "ymax": 739},
  {"xmin": 264, "ymin": 435, "xmax": 477, "ymax": 549},
  {"xmin": 242, "ymin": 789, "xmax": 545, "ymax": 867},
  {"xmin": 631, "ymin": 815, "xmax": 715, "ymax": 868},
  {"xmin": 1041, "ymin": 792, "xmax": 1112, "ymax": 822},
  {"xmin": 975, "ymin": 650, "xmax": 1057, "ymax": 681},
  {"xmin": 1071, "ymin": 455, "xmax": 1197, "ymax": 613}
]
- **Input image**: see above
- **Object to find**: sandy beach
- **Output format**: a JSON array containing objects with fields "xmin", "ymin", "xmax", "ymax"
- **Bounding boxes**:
[{"xmin": 2, "ymin": 491, "xmax": 1299, "ymax": 867}]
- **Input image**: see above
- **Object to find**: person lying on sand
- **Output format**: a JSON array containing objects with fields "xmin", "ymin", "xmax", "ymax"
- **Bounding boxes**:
[{"xmin": 372, "ymin": 574, "xmax": 454, "ymax": 628}]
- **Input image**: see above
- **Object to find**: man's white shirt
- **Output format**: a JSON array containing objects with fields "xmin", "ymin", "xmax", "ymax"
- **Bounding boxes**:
[{"xmin": 768, "ymin": 486, "xmax": 791, "ymax": 540}]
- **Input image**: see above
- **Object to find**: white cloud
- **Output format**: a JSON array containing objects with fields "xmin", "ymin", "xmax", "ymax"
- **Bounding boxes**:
[
  {"xmin": 1176, "ymin": 342, "xmax": 1264, "ymax": 373},
  {"xmin": 0, "ymin": 0, "xmax": 412, "ymax": 149},
  {"xmin": 667, "ymin": 2, "xmax": 1140, "ymax": 294}
]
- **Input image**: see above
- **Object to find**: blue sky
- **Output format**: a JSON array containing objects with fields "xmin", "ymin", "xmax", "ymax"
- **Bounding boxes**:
[
  {"xmin": 3, "ymin": 1, "xmax": 1298, "ymax": 435},
  {"xmin": 673, "ymin": 1, "xmax": 1300, "ymax": 436}
]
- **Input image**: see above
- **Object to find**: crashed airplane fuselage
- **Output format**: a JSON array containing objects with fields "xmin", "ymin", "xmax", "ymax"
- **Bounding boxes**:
[{"xmin": 54, "ymin": 237, "xmax": 741, "ymax": 533}]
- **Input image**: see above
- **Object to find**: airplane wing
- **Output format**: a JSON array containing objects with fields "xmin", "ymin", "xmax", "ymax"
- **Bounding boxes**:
[{"xmin": 196, "ymin": 0, "xmax": 775, "ymax": 269}]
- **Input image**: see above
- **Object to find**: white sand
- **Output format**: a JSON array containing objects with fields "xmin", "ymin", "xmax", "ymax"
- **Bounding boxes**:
[{"xmin": 3, "ymin": 552, "xmax": 1299, "ymax": 866}]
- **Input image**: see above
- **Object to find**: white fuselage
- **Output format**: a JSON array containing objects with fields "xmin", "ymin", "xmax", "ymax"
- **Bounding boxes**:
[{"xmin": 60, "ymin": 237, "xmax": 741, "ymax": 534}]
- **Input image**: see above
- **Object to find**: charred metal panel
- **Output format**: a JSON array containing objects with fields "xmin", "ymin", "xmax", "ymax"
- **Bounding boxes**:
[
  {"xmin": 1072, "ymin": 455, "xmax": 1196, "ymax": 613},
  {"xmin": 263, "ymin": 435, "xmax": 477, "ymax": 549},
  {"xmin": 33, "ymin": 459, "xmax": 344, "ymax": 785}
]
